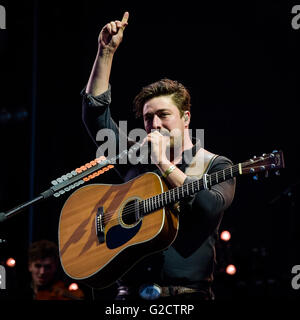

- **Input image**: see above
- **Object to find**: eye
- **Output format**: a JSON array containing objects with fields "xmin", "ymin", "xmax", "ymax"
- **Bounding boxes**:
[
  {"xmin": 158, "ymin": 112, "xmax": 169, "ymax": 118},
  {"xmin": 44, "ymin": 264, "xmax": 52, "ymax": 271},
  {"xmin": 144, "ymin": 114, "xmax": 152, "ymax": 122}
]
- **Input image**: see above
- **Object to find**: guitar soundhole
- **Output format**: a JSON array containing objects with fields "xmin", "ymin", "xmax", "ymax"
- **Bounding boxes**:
[{"xmin": 121, "ymin": 200, "xmax": 139, "ymax": 226}]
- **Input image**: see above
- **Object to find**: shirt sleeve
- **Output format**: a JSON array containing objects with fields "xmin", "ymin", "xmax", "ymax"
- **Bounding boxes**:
[
  {"xmin": 81, "ymin": 86, "xmax": 135, "ymax": 181},
  {"xmin": 81, "ymin": 85, "xmax": 121, "ymax": 148},
  {"xmin": 180, "ymin": 156, "xmax": 236, "ymax": 234}
]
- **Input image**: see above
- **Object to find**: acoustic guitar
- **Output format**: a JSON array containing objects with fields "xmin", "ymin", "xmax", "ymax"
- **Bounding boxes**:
[{"xmin": 58, "ymin": 151, "xmax": 284, "ymax": 288}]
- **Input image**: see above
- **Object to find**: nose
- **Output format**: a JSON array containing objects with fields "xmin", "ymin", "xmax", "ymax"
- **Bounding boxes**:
[
  {"xmin": 39, "ymin": 266, "xmax": 46, "ymax": 275},
  {"xmin": 152, "ymin": 114, "xmax": 162, "ymax": 130}
]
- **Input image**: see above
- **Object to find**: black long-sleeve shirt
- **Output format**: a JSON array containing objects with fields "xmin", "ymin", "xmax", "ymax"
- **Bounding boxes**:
[{"xmin": 81, "ymin": 86, "xmax": 236, "ymax": 291}]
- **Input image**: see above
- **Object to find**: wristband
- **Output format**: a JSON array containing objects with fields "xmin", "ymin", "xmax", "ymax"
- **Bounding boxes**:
[{"xmin": 162, "ymin": 165, "xmax": 176, "ymax": 178}]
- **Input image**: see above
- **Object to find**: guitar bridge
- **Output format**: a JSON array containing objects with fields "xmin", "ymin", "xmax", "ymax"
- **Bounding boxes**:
[{"xmin": 96, "ymin": 207, "xmax": 105, "ymax": 244}]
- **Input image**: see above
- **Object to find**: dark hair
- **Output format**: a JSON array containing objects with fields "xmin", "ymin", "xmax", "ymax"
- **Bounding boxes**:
[
  {"xmin": 28, "ymin": 240, "xmax": 59, "ymax": 264},
  {"xmin": 133, "ymin": 78, "xmax": 191, "ymax": 118}
]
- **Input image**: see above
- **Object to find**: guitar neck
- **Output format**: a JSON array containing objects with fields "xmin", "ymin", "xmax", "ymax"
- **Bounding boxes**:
[{"xmin": 140, "ymin": 163, "xmax": 241, "ymax": 216}]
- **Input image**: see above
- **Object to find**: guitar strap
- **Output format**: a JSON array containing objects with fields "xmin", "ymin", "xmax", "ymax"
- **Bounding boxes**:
[
  {"xmin": 184, "ymin": 147, "xmax": 218, "ymax": 179},
  {"xmin": 171, "ymin": 147, "xmax": 218, "ymax": 214}
]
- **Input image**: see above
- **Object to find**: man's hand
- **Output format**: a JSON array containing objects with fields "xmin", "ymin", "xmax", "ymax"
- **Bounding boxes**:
[
  {"xmin": 85, "ymin": 12, "xmax": 129, "ymax": 95},
  {"xmin": 146, "ymin": 130, "xmax": 170, "ymax": 165},
  {"xmin": 98, "ymin": 11, "xmax": 129, "ymax": 54},
  {"xmin": 147, "ymin": 130, "xmax": 187, "ymax": 187}
]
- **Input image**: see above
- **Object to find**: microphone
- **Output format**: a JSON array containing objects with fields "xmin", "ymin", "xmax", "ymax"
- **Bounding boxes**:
[
  {"xmin": 128, "ymin": 141, "xmax": 150, "ymax": 163},
  {"xmin": 128, "ymin": 141, "xmax": 147, "ymax": 154},
  {"xmin": 128, "ymin": 129, "xmax": 170, "ymax": 154},
  {"xmin": 127, "ymin": 130, "xmax": 170, "ymax": 164}
]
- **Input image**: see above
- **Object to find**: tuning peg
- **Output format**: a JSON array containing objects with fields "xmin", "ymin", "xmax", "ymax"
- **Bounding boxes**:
[
  {"xmin": 272, "ymin": 150, "xmax": 278, "ymax": 153},
  {"xmin": 253, "ymin": 174, "xmax": 259, "ymax": 181},
  {"xmin": 275, "ymin": 170, "xmax": 280, "ymax": 176}
]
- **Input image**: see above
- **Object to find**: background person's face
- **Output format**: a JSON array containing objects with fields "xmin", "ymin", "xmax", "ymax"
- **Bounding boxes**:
[{"xmin": 28, "ymin": 257, "xmax": 57, "ymax": 288}]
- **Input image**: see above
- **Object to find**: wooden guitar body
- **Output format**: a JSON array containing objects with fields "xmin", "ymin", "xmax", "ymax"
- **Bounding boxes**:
[
  {"xmin": 58, "ymin": 172, "xmax": 179, "ymax": 288},
  {"xmin": 58, "ymin": 150, "xmax": 284, "ymax": 289}
]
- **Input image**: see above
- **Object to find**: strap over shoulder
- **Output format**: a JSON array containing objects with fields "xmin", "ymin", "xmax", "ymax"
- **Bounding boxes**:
[{"xmin": 184, "ymin": 148, "xmax": 218, "ymax": 179}]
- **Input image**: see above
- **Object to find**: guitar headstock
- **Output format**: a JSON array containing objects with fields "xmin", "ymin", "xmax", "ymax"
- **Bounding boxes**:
[{"xmin": 241, "ymin": 150, "xmax": 285, "ymax": 177}]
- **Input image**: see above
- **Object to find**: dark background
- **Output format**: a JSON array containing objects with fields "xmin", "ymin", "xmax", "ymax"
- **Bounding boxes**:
[{"xmin": 0, "ymin": 0, "xmax": 299, "ymax": 300}]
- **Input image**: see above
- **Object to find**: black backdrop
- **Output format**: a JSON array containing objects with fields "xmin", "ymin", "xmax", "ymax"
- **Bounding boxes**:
[{"xmin": 0, "ymin": 0, "xmax": 299, "ymax": 300}]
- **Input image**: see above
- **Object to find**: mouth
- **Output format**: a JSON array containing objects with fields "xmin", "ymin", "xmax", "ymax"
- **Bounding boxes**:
[{"xmin": 37, "ymin": 277, "xmax": 47, "ymax": 284}]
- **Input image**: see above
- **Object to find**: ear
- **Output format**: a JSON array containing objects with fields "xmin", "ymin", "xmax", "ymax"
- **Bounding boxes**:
[{"xmin": 183, "ymin": 111, "xmax": 190, "ymax": 126}]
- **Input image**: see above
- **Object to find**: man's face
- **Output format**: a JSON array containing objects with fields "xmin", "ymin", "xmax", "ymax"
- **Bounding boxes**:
[
  {"xmin": 28, "ymin": 257, "xmax": 57, "ymax": 288},
  {"xmin": 143, "ymin": 95, "xmax": 189, "ymax": 149}
]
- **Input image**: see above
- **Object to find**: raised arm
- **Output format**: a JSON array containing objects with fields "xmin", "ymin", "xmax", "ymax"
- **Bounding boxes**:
[{"xmin": 85, "ymin": 12, "xmax": 129, "ymax": 96}]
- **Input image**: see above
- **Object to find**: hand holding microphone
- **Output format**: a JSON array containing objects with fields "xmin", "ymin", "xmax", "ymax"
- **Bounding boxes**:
[{"xmin": 128, "ymin": 129, "xmax": 170, "ymax": 165}]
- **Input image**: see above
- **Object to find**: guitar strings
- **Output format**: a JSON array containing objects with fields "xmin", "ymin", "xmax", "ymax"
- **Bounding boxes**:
[
  {"xmin": 98, "ymin": 166, "xmax": 240, "ymax": 225},
  {"xmin": 99, "ymin": 157, "xmax": 270, "ymax": 225},
  {"xmin": 100, "ymin": 165, "xmax": 240, "ymax": 224}
]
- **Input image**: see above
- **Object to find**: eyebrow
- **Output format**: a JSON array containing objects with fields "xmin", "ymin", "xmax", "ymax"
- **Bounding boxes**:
[{"xmin": 143, "ymin": 108, "xmax": 171, "ymax": 117}]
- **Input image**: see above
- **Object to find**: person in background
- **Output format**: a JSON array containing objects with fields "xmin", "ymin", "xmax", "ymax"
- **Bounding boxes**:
[{"xmin": 28, "ymin": 239, "xmax": 84, "ymax": 300}]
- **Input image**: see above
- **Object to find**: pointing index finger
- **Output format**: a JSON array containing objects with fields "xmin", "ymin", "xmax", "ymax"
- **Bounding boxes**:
[{"xmin": 121, "ymin": 11, "xmax": 129, "ymax": 25}]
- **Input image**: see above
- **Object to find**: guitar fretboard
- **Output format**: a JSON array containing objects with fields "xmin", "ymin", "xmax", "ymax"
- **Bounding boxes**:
[{"xmin": 139, "ymin": 164, "xmax": 240, "ymax": 216}]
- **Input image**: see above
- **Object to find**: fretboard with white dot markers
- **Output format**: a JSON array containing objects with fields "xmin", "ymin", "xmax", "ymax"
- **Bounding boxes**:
[{"xmin": 140, "ymin": 164, "xmax": 240, "ymax": 216}]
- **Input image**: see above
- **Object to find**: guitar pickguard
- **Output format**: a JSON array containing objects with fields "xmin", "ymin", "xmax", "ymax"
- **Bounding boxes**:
[{"xmin": 106, "ymin": 220, "xmax": 142, "ymax": 249}]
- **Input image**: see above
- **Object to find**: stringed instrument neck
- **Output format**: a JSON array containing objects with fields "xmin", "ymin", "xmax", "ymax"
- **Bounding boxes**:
[{"xmin": 139, "ymin": 150, "xmax": 285, "ymax": 217}]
